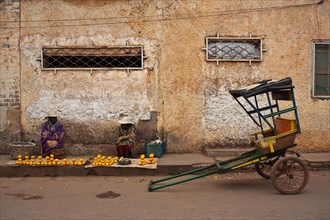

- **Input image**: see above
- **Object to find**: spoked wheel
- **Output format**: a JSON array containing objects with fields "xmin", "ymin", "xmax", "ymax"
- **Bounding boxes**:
[
  {"xmin": 270, "ymin": 156, "xmax": 309, "ymax": 194},
  {"xmin": 255, "ymin": 156, "xmax": 280, "ymax": 179}
]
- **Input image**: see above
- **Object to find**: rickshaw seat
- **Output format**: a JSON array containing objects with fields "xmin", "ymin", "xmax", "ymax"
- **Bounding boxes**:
[
  {"xmin": 253, "ymin": 118, "xmax": 298, "ymax": 155},
  {"xmin": 275, "ymin": 117, "xmax": 297, "ymax": 135}
]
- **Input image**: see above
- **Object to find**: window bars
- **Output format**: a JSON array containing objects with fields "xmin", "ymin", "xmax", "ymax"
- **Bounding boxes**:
[
  {"xmin": 41, "ymin": 46, "xmax": 144, "ymax": 70},
  {"xmin": 204, "ymin": 34, "xmax": 265, "ymax": 65}
]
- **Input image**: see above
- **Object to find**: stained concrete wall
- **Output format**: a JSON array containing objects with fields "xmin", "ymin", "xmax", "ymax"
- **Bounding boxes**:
[
  {"xmin": 1, "ymin": 0, "xmax": 329, "ymax": 154},
  {"xmin": 0, "ymin": 0, "xmax": 21, "ymax": 153}
]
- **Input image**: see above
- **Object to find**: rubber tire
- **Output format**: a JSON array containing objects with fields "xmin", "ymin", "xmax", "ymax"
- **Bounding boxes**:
[
  {"xmin": 255, "ymin": 156, "xmax": 280, "ymax": 179},
  {"xmin": 270, "ymin": 156, "xmax": 309, "ymax": 194}
]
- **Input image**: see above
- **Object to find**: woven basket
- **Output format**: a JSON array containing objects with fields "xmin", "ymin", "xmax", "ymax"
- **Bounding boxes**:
[{"xmin": 9, "ymin": 142, "xmax": 37, "ymax": 160}]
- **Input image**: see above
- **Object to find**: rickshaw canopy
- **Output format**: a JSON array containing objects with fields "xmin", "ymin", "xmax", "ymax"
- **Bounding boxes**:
[
  {"xmin": 229, "ymin": 77, "xmax": 294, "ymax": 98},
  {"xmin": 229, "ymin": 77, "xmax": 300, "ymax": 136}
]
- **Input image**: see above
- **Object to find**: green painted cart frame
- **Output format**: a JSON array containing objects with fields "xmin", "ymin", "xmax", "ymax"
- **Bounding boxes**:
[{"xmin": 149, "ymin": 77, "xmax": 309, "ymax": 194}]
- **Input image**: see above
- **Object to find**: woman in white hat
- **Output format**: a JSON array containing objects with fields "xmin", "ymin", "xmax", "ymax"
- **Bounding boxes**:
[
  {"xmin": 115, "ymin": 116, "xmax": 137, "ymax": 158},
  {"xmin": 40, "ymin": 110, "xmax": 65, "ymax": 158}
]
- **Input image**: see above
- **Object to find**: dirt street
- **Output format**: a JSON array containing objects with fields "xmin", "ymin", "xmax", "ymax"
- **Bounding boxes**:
[{"xmin": 1, "ymin": 171, "xmax": 329, "ymax": 220}]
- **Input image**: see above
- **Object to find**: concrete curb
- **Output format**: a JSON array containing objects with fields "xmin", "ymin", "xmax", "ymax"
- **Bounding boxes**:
[
  {"xmin": 303, "ymin": 161, "xmax": 330, "ymax": 171},
  {"xmin": 300, "ymin": 152, "xmax": 330, "ymax": 171},
  {"xmin": 0, "ymin": 152, "xmax": 329, "ymax": 177}
]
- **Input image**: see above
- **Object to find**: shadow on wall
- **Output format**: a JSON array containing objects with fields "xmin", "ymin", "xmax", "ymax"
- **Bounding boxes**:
[
  {"xmin": 136, "ymin": 111, "xmax": 159, "ymax": 145},
  {"xmin": 63, "ymin": 120, "xmax": 117, "ymax": 144},
  {"xmin": 62, "ymin": 111, "xmax": 158, "ymax": 145},
  {"xmin": 1, "ymin": 111, "xmax": 159, "ymax": 156},
  {"xmin": 62, "ymin": 112, "xmax": 159, "ymax": 156}
]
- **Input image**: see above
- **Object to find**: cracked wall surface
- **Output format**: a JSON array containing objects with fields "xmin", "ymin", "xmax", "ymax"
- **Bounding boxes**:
[{"xmin": 1, "ymin": 0, "xmax": 329, "ymax": 153}]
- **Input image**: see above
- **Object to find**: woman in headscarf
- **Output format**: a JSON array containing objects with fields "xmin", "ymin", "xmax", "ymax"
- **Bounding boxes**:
[
  {"xmin": 41, "ymin": 110, "xmax": 65, "ymax": 158},
  {"xmin": 116, "ymin": 116, "xmax": 137, "ymax": 158}
]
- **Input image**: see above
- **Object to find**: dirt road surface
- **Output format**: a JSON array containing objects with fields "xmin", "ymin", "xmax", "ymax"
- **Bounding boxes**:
[{"xmin": 1, "ymin": 171, "xmax": 329, "ymax": 220}]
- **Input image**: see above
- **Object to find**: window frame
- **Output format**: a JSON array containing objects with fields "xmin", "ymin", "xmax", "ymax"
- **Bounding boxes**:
[
  {"xmin": 204, "ymin": 35, "xmax": 265, "ymax": 65},
  {"xmin": 40, "ymin": 46, "xmax": 145, "ymax": 71},
  {"xmin": 312, "ymin": 40, "xmax": 330, "ymax": 99}
]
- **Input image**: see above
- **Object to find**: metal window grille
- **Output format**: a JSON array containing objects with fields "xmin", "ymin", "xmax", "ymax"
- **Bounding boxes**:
[
  {"xmin": 312, "ymin": 41, "xmax": 330, "ymax": 98},
  {"xmin": 41, "ymin": 46, "xmax": 144, "ymax": 70},
  {"xmin": 204, "ymin": 35, "xmax": 264, "ymax": 64}
]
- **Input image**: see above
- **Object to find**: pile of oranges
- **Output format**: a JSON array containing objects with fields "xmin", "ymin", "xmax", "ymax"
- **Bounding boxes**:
[
  {"xmin": 16, "ymin": 154, "xmax": 158, "ymax": 167},
  {"xmin": 15, "ymin": 154, "xmax": 85, "ymax": 166},
  {"xmin": 147, "ymin": 154, "xmax": 156, "ymax": 164},
  {"xmin": 92, "ymin": 155, "xmax": 118, "ymax": 166},
  {"xmin": 90, "ymin": 154, "xmax": 157, "ymax": 166},
  {"xmin": 138, "ymin": 154, "xmax": 147, "ymax": 166},
  {"xmin": 138, "ymin": 154, "xmax": 156, "ymax": 166}
]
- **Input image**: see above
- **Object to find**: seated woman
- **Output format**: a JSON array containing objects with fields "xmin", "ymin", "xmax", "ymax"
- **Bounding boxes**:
[
  {"xmin": 41, "ymin": 110, "xmax": 65, "ymax": 158},
  {"xmin": 116, "ymin": 116, "xmax": 137, "ymax": 158}
]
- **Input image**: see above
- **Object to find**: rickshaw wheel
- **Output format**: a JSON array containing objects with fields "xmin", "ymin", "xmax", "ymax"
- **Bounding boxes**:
[
  {"xmin": 270, "ymin": 156, "xmax": 309, "ymax": 194},
  {"xmin": 255, "ymin": 156, "xmax": 280, "ymax": 179}
]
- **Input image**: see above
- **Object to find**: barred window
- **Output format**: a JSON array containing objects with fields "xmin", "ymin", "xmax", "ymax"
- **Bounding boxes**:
[
  {"xmin": 205, "ymin": 36, "xmax": 263, "ymax": 63},
  {"xmin": 41, "ymin": 46, "xmax": 144, "ymax": 70},
  {"xmin": 312, "ymin": 41, "xmax": 330, "ymax": 98}
]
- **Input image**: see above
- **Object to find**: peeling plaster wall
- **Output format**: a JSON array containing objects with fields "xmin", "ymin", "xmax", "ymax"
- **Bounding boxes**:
[
  {"xmin": 18, "ymin": 0, "xmax": 165, "ymax": 150},
  {"xmin": 159, "ymin": 0, "xmax": 330, "ymax": 152},
  {"xmin": 20, "ymin": 35, "xmax": 161, "ymax": 144},
  {"xmin": 21, "ymin": 36, "xmax": 157, "ymax": 121},
  {"xmin": 0, "ymin": 0, "xmax": 21, "ymax": 152},
  {"xmin": 1, "ymin": 0, "xmax": 329, "ymax": 154}
]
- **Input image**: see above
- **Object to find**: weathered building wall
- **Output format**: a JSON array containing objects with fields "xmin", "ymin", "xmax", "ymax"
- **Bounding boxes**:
[
  {"xmin": 18, "ymin": 0, "xmax": 164, "ymax": 154},
  {"xmin": 159, "ymin": 0, "xmax": 330, "ymax": 152},
  {"xmin": 1, "ymin": 0, "xmax": 329, "ymax": 154},
  {"xmin": 198, "ymin": 0, "xmax": 330, "ymax": 153},
  {"xmin": 0, "ymin": 0, "xmax": 21, "ymax": 153}
]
